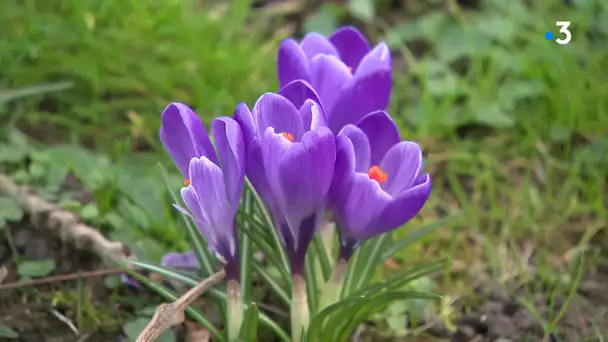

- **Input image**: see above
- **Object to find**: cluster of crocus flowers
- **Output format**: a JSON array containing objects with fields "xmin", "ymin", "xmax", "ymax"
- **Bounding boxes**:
[{"xmin": 157, "ymin": 26, "xmax": 431, "ymax": 342}]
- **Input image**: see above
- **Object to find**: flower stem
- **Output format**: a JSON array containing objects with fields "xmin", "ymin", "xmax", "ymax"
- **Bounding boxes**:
[
  {"xmin": 319, "ymin": 258, "xmax": 348, "ymax": 310},
  {"xmin": 291, "ymin": 274, "xmax": 309, "ymax": 341},
  {"xmin": 227, "ymin": 279, "xmax": 243, "ymax": 342}
]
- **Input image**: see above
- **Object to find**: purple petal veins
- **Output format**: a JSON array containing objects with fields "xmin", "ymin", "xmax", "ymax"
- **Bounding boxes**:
[{"xmin": 160, "ymin": 103, "xmax": 245, "ymax": 280}]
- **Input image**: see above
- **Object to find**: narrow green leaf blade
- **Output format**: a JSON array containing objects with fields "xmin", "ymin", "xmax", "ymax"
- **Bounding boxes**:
[
  {"xmin": 331, "ymin": 291, "xmax": 439, "ymax": 341},
  {"xmin": 111, "ymin": 258, "xmax": 223, "ymax": 341},
  {"xmin": 238, "ymin": 303, "xmax": 259, "ymax": 341},
  {"xmin": 125, "ymin": 260, "xmax": 290, "ymax": 342},
  {"xmin": 239, "ymin": 184, "xmax": 254, "ymax": 303},
  {"xmin": 351, "ymin": 257, "xmax": 451, "ymax": 298},
  {"xmin": 252, "ymin": 260, "xmax": 290, "ymax": 307},
  {"xmin": 381, "ymin": 212, "xmax": 461, "ymax": 260}
]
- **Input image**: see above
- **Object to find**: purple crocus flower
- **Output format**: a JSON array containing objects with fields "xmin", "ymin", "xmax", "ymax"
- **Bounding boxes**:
[
  {"xmin": 277, "ymin": 26, "xmax": 392, "ymax": 133},
  {"xmin": 234, "ymin": 93, "xmax": 336, "ymax": 274},
  {"xmin": 160, "ymin": 103, "xmax": 245, "ymax": 280},
  {"xmin": 328, "ymin": 111, "xmax": 432, "ymax": 260},
  {"xmin": 161, "ymin": 251, "xmax": 199, "ymax": 271}
]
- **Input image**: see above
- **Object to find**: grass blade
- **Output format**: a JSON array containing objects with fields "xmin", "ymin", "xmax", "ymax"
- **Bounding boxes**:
[
  {"xmin": 238, "ymin": 302, "xmax": 260, "ymax": 341},
  {"xmin": 0, "ymin": 81, "xmax": 73, "ymax": 104},
  {"xmin": 252, "ymin": 259, "xmax": 290, "ymax": 307},
  {"xmin": 305, "ymin": 250, "xmax": 319, "ymax": 315},
  {"xmin": 126, "ymin": 259, "xmax": 290, "ymax": 342},
  {"xmin": 381, "ymin": 211, "xmax": 461, "ymax": 260},
  {"xmin": 243, "ymin": 179, "xmax": 290, "ymax": 274},
  {"xmin": 239, "ymin": 184, "xmax": 254, "ymax": 303},
  {"xmin": 113, "ymin": 258, "xmax": 224, "ymax": 340},
  {"xmin": 348, "ymin": 234, "xmax": 391, "ymax": 293},
  {"xmin": 312, "ymin": 234, "xmax": 331, "ymax": 282}
]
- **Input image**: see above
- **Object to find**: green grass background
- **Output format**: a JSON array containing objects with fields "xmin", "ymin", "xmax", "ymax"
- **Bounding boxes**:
[{"xmin": 0, "ymin": 0, "xmax": 607, "ymax": 339}]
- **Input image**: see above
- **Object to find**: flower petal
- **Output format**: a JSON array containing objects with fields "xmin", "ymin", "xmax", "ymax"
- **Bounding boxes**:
[
  {"xmin": 300, "ymin": 33, "xmax": 339, "ymax": 61},
  {"xmin": 338, "ymin": 125, "xmax": 370, "ymax": 173},
  {"xmin": 189, "ymin": 156, "xmax": 231, "ymax": 220},
  {"xmin": 328, "ymin": 135, "xmax": 356, "ymax": 229},
  {"xmin": 299, "ymin": 99, "xmax": 327, "ymax": 131},
  {"xmin": 233, "ymin": 103, "xmax": 276, "ymax": 215},
  {"xmin": 310, "ymin": 54, "xmax": 352, "ymax": 112},
  {"xmin": 180, "ymin": 186, "xmax": 216, "ymax": 248},
  {"xmin": 329, "ymin": 26, "xmax": 371, "ymax": 71},
  {"xmin": 278, "ymin": 127, "xmax": 335, "ymax": 238},
  {"xmin": 379, "ymin": 141, "xmax": 423, "ymax": 196},
  {"xmin": 340, "ymin": 172, "xmax": 391, "ymax": 239},
  {"xmin": 278, "ymin": 38, "xmax": 311, "ymax": 88},
  {"xmin": 369, "ymin": 174, "xmax": 431, "ymax": 237},
  {"xmin": 354, "ymin": 42, "xmax": 392, "ymax": 79},
  {"xmin": 211, "ymin": 116, "xmax": 245, "ymax": 209},
  {"xmin": 261, "ymin": 127, "xmax": 293, "ymax": 217},
  {"xmin": 356, "ymin": 111, "xmax": 400, "ymax": 166},
  {"xmin": 327, "ymin": 71, "xmax": 392, "ymax": 133},
  {"xmin": 279, "ymin": 79, "xmax": 321, "ymax": 111},
  {"xmin": 253, "ymin": 93, "xmax": 304, "ymax": 141},
  {"xmin": 161, "ymin": 251, "xmax": 199, "ymax": 270},
  {"xmin": 159, "ymin": 103, "xmax": 217, "ymax": 177}
]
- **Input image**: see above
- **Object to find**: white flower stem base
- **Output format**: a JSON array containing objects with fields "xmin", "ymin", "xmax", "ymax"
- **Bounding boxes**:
[
  {"xmin": 227, "ymin": 279, "xmax": 243, "ymax": 341},
  {"xmin": 291, "ymin": 274, "xmax": 310, "ymax": 341}
]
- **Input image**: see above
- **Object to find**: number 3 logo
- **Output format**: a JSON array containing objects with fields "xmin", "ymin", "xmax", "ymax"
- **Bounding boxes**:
[{"xmin": 556, "ymin": 21, "xmax": 572, "ymax": 45}]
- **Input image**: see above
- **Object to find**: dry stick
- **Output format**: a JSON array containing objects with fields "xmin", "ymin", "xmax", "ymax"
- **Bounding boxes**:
[
  {"xmin": 0, "ymin": 267, "xmax": 127, "ymax": 290},
  {"xmin": 0, "ymin": 173, "xmax": 127, "ymax": 259},
  {"xmin": 0, "ymin": 265, "xmax": 200, "ymax": 290},
  {"xmin": 136, "ymin": 269, "xmax": 226, "ymax": 342}
]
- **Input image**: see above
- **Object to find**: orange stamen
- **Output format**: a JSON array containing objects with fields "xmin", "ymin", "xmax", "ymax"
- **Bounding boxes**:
[
  {"xmin": 281, "ymin": 132, "xmax": 294, "ymax": 142},
  {"xmin": 184, "ymin": 179, "xmax": 191, "ymax": 186},
  {"xmin": 367, "ymin": 165, "xmax": 387, "ymax": 184}
]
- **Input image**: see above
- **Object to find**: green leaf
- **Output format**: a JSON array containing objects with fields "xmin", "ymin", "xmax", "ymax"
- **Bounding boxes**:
[
  {"xmin": 238, "ymin": 185, "xmax": 254, "ymax": 303},
  {"xmin": 238, "ymin": 303, "xmax": 259, "ymax": 341},
  {"xmin": 123, "ymin": 317, "xmax": 175, "ymax": 342},
  {"xmin": 312, "ymin": 234, "xmax": 331, "ymax": 282},
  {"xmin": 303, "ymin": 4, "xmax": 339, "ymax": 36},
  {"xmin": 158, "ymin": 163, "xmax": 214, "ymax": 276},
  {"xmin": 472, "ymin": 103, "xmax": 515, "ymax": 128},
  {"xmin": 347, "ymin": 0, "xmax": 375, "ymax": 23},
  {"xmin": 305, "ymin": 250, "xmax": 319, "ymax": 315},
  {"xmin": 0, "ymin": 82, "xmax": 73, "ymax": 104},
  {"xmin": 331, "ymin": 291, "xmax": 439, "ymax": 341},
  {"xmin": 0, "ymin": 197, "xmax": 23, "ymax": 222},
  {"xmin": 351, "ymin": 258, "xmax": 451, "ymax": 298},
  {"xmin": 112, "ymin": 258, "xmax": 224, "ymax": 341},
  {"xmin": 80, "ymin": 204, "xmax": 100, "ymax": 220},
  {"xmin": 343, "ymin": 234, "xmax": 392, "ymax": 296},
  {"xmin": 123, "ymin": 259, "xmax": 290, "ymax": 342},
  {"xmin": 0, "ymin": 144, "xmax": 27, "ymax": 163},
  {"xmin": 237, "ymin": 179, "xmax": 290, "ymax": 286},
  {"xmin": 252, "ymin": 260, "xmax": 290, "ymax": 307},
  {"xmin": 0, "ymin": 325, "xmax": 19, "ymax": 339},
  {"xmin": 308, "ymin": 291, "xmax": 438, "ymax": 342},
  {"xmin": 18, "ymin": 260, "xmax": 56, "ymax": 278},
  {"xmin": 381, "ymin": 212, "xmax": 461, "ymax": 260}
]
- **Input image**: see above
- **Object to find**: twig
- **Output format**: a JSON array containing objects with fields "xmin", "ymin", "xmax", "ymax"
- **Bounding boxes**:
[
  {"xmin": 49, "ymin": 307, "xmax": 80, "ymax": 336},
  {"xmin": 136, "ymin": 269, "xmax": 226, "ymax": 342},
  {"xmin": 0, "ymin": 267, "xmax": 127, "ymax": 290},
  {"xmin": 0, "ymin": 265, "xmax": 200, "ymax": 291},
  {"xmin": 0, "ymin": 173, "xmax": 127, "ymax": 259}
]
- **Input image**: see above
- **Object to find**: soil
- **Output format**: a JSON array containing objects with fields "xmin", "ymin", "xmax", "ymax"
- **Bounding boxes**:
[
  {"xmin": 0, "ymin": 219, "xmax": 125, "ymax": 342},
  {"xmin": 447, "ymin": 275, "xmax": 608, "ymax": 342}
]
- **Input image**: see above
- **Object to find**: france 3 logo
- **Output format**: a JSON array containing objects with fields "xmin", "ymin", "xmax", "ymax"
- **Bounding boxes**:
[{"xmin": 545, "ymin": 21, "xmax": 572, "ymax": 45}]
